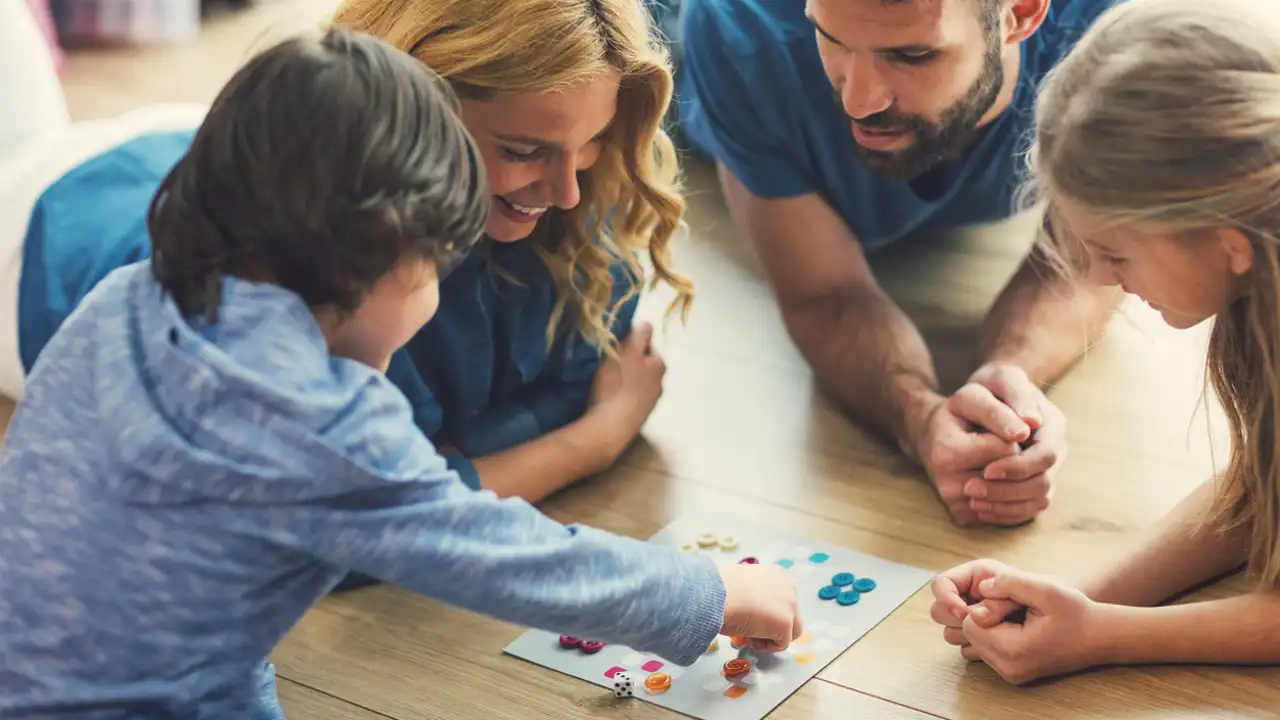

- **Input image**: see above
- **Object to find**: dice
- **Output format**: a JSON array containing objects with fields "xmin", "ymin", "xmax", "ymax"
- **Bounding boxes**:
[{"xmin": 612, "ymin": 671, "xmax": 634, "ymax": 698}]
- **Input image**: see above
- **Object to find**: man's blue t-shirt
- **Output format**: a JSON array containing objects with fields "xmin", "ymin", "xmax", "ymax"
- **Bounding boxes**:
[{"xmin": 676, "ymin": 0, "xmax": 1115, "ymax": 252}]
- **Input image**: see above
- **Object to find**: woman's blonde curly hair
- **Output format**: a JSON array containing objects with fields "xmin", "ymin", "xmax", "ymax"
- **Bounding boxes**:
[{"xmin": 332, "ymin": 0, "xmax": 693, "ymax": 351}]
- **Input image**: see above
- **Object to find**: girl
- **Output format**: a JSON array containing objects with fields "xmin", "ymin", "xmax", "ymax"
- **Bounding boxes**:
[
  {"xmin": 6, "ymin": 0, "xmax": 689, "ymax": 512},
  {"xmin": 0, "ymin": 26, "xmax": 801, "ymax": 718},
  {"xmin": 929, "ymin": 0, "xmax": 1280, "ymax": 685}
]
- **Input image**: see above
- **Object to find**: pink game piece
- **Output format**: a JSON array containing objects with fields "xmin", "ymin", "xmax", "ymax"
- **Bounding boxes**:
[
  {"xmin": 641, "ymin": 660, "xmax": 665, "ymax": 673},
  {"xmin": 739, "ymin": 557, "xmax": 759, "ymax": 565},
  {"xmin": 559, "ymin": 634, "xmax": 581, "ymax": 649},
  {"xmin": 579, "ymin": 640, "xmax": 606, "ymax": 654},
  {"xmin": 603, "ymin": 666, "xmax": 626, "ymax": 678}
]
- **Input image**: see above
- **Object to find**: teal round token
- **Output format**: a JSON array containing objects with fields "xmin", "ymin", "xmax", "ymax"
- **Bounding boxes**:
[
  {"xmin": 853, "ymin": 577, "xmax": 876, "ymax": 593},
  {"xmin": 832, "ymin": 572, "xmax": 855, "ymax": 587},
  {"xmin": 818, "ymin": 585, "xmax": 841, "ymax": 600},
  {"xmin": 837, "ymin": 589, "xmax": 861, "ymax": 606}
]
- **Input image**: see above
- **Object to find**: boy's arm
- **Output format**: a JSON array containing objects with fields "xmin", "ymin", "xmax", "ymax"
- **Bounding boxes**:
[{"xmin": 264, "ymin": 387, "xmax": 723, "ymax": 666}]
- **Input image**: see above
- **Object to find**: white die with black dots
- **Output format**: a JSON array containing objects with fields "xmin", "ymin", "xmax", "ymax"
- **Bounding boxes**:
[{"xmin": 612, "ymin": 671, "xmax": 634, "ymax": 698}]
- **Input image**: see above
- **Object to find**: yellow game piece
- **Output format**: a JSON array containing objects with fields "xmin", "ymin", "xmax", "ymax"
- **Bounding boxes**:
[
  {"xmin": 706, "ymin": 637, "xmax": 719, "ymax": 653},
  {"xmin": 718, "ymin": 536, "xmax": 739, "ymax": 551},
  {"xmin": 696, "ymin": 533, "xmax": 718, "ymax": 548},
  {"xmin": 678, "ymin": 543, "xmax": 699, "ymax": 554}
]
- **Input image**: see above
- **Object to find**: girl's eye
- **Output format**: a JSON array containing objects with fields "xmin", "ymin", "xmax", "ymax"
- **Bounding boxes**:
[
  {"xmin": 1100, "ymin": 254, "xmax": 1126, "ymax": 266},
  {"xmin": 502, "ymin": 147, "xmax": 545, "ymax": 162}
]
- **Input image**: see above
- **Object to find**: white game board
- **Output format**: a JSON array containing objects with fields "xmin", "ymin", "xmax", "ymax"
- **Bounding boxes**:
[{"xmin": 503, "ymin": 515, "xmax": 933, "ymax": 720}]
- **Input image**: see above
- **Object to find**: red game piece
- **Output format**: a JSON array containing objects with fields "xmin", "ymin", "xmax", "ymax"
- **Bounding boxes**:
[
  {"xmin": 559, "ymin": 634, "xmax": 581, "ymax": 649},
  {"xmin": 579, "ymin": 640, "xmax": 605, "ymax": 654},
  {"xmin": 738, "ymin": 557, "xmax": 759, "ymax": 565}
]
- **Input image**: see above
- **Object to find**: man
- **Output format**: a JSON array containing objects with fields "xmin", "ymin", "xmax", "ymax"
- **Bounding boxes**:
[{"xmin": 676, "ymin": 0, "xmax": 1123, "ymax": 526}]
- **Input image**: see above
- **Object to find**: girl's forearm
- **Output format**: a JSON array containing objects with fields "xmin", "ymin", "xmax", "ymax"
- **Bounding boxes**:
[
  {"xmin": 1077, "ymin": 479, "xmax": 1249, "ymax": 607},
  {"xmin": 1095, "ymin": 593, "xmax": 1280, "ymax": 666}
]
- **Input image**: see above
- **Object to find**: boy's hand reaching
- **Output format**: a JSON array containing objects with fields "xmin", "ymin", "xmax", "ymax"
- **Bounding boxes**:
[{"xmin": 717, "ymin": 564, "xmax": 803, "ymax": 652}]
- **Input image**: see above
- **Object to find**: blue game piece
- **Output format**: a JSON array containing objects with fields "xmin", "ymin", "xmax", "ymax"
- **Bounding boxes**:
[
  {"xmin": 853, "ymin": 577, "xmax": 876, "ymax": 593},
  {"xmin": 809, "ymin": 552, "xmax": 830, "ymax": 564},
  {"xmin": 832, "ymin": 572, "xmax": 855, "ymax": 587},
  {"xmin": 818, "ymin": 585, "xmax": 840, "ymax": 600},
  {"xmin": 837, "ymin": 589, "xmax": 861, "ymax": 606},
  {"xmin": 776, "ymin": 558, "xmax": 794, "ymax": 569}
]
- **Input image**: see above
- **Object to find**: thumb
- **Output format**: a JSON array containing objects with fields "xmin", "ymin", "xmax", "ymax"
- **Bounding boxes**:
[
  {"xmin": 976, "ymin": 569, "xmax": 1059, "ymax": 609},
  {"xmin": 627, "ymin": 322, "xmax": 654, "ymax": 353},
  {"xmin": 966, "ymin": 597, "xmax": 1025, "ymax": 628}
]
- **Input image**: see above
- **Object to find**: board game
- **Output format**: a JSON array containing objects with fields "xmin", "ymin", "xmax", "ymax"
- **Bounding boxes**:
[{"xmin": 503, "ymin": 515, "xmax": 933, "ymax": 720}]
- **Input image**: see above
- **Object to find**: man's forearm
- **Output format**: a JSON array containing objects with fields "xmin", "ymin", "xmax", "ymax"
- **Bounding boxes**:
[
  {"xmin": 782, "ymin": 288, "xmax": 943, "ymax": 459},
  {"xmin": 981, "ymin": 248, "xmax": 1123, "ymax": 387}
]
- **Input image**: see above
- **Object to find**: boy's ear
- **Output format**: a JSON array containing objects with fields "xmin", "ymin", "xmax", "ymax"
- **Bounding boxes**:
[{"xmin": 1001, "ymin": 0, "xmax": 1051, "ymax": 46}]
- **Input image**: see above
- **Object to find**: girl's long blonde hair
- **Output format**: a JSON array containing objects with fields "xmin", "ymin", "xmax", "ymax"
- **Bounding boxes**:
[
  {"xmin": 1024, "ymin": 0, "xmax": 1280, "ymax": 587},
  {"xmin": 331, "ymin": 0, "xmax": 692, "ymax": 351}
]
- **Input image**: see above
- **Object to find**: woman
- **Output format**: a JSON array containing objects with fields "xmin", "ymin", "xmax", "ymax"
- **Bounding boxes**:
[{"xmin": 4, "ymin": 0, "xmax": 691, "ymax": 506}]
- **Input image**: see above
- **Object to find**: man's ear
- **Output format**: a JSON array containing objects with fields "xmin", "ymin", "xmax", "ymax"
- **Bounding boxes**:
[{"xmin": 1001, "ymin": 0, "xmax": 1051, "ymax": 45}]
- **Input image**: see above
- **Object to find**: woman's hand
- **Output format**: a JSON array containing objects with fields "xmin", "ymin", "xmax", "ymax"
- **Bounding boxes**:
[
  {"xmin": 588, "ymin": 321, "xmax": 666, "ymax": 441},
  {"xmin": 960, "ymin": 567, "xmax": 1110, "ymax": 685}
]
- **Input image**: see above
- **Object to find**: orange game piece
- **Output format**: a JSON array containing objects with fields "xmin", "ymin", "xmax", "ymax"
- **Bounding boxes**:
[
  {"xmin": 729, "ymin": 635, "xmax": 749, "ymax": 649},
  {"xmin": 643, "ymin": 672, "xmax": 672, "ymax": 694},
  {"xmin": 723, "ymin": 658, "xmax": 751, "ymax": 679},
  {"xmin": 724, "ymin": 685, "xmax": 748, "ymax": 699}
]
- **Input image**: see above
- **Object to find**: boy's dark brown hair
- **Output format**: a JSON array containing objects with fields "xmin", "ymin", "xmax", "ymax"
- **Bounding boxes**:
[{"xmin": 148, "ymin": 26, "xmax": 488, "ymax": 320}]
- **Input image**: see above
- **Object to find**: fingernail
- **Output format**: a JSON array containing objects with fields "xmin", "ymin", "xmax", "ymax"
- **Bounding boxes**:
[
  {"xmin": 971, "ymin": 500, "xmax": 992, "ymax": 511},
  {"xmin": 964, "ymin": 479, "xmax": 986, "ymax": 498},
  {"xmin": 971, "ymin": 606, "xmax": 989, "ymax": 619},
  {"xmin": 985, "ymin": 468, "xmax": 1003, "ymax": 480},
  {"xmin": 979, "ymin": 578, "xmax": 995, "ymax": 593}
]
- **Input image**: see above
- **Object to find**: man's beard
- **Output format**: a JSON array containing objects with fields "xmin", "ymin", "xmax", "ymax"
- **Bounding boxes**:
[{"xmin": 846, "ymin": 40, "xmax": 1005, "ymax": 181}]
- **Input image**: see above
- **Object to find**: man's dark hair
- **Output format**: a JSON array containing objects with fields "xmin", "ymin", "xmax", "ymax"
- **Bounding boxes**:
[{"xmin": 148, "ymin": 26, "xmax": 488, "ymax": 321}]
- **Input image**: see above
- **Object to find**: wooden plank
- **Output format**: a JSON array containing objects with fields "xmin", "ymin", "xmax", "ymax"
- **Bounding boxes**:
[{"xmin": 277, "ymin": 676, "xmax": 392, "ymax": 719}]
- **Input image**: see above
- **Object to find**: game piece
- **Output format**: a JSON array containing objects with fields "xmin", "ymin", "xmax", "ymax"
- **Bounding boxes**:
[
  {"xmin": 679, "ymin": 543, "xmax": 699, "ymax": 554},
  {"xmin": 613, "ymin": 671, "xmax": 634, "ymax": 698},
  {"xmin": 837, "ymin": 590, "xmax": 860, "ymax": 606},
  {"xmin": 503, "ymin": 514, "xmax": 934, "ymax": 720},
  {"xmin": 730, "ymin": 635, "xmax": 749, "ymax": 649},
  {"xmin": 559, "ymin": 634, "xmax": 581, "ymax": 649},
  {"xmin": 853, "ymin": 577, "xmax": 876, "ymax": 592},
  {"xmin": 831, "ymin": 572, "xmax": 855, "ymax": 587},
  {"xmin": 718, "ymin": 536, "xmax": 739, "ymax": 551},
  {"xmin": 817, "ymin": 585, "xmax": 840, "ymax": 600},
  {"xmin": 580, "ymin": 640, "xmax": 605, "ymax": 654},
  {"xmin": 696, "ymin": 533, "xmax": 719, "ymax": 548},
  {"xmin": 644, "ymin": 673, "xmax": 672, "ymax": 694},
  {"xmin": 738, "ymin": 556, "xmax": 758, "ymax": 564},
  {"xmin": 723, "ymin": 658, "xmax": 751, "ymax": 679}
]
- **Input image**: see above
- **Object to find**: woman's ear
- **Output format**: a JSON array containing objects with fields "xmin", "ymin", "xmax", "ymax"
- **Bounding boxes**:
[{"xmin": 1219, "ymin": 227, "xmax": 1255, "ymax": 276}]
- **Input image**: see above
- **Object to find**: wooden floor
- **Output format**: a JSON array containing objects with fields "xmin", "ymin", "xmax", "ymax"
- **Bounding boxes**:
[{"xmin": 20, "ymin": 1, "xmax": 1280, "ymax": 717}]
